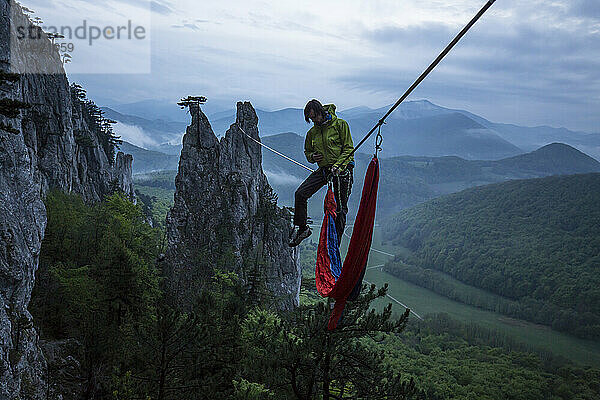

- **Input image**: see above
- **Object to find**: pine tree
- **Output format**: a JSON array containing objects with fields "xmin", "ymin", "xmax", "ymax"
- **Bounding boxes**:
[
  {"xmin": 115, "ymin": 297, "xmax": 203, "ymax": 400},
  {"xmin": 121, "ymin": 271, "xmax": 248, "ymax": 400},
  {"xmin": 70, "ymin": 83, "xmax": 122, "ymax": 162},
  {"xmin": 31, "ymin": 191, "xmax": 162, "ymax": 398},
  {"xmin": 241, "ymin": 284, "xmax": 421, "ymax": 399},
  {"xmin": 177, "ymin": 95, "xmax": 207, "ymax": 124},
  {"xmin": 70, "ymin": 83, "xmax": 87, "ymax": 103}
]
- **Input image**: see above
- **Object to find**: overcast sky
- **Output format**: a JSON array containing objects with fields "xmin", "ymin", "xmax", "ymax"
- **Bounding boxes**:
[{"xmin": 21, "ymin": 0, "xmax": 600, "ymax": 132}]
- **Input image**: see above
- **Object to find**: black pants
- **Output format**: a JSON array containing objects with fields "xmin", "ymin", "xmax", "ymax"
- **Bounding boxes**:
[{"xmin": 294, "ymin": 166, "xmax": 353, "ymax": 243}]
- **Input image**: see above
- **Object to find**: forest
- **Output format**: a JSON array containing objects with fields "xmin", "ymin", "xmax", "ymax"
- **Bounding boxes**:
[
  {"xmin": 31, "ymin": 190, "xmax": 416, "ymax": 399},
  {"xmin": 28, "ymin": 188, "xmax": 600, "ymax": 399},
  {"xmin": 383, "ymin": 173, "xmax": 600, "ymax": 340}
]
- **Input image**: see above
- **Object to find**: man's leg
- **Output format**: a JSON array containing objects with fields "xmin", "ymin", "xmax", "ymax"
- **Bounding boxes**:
[
  {"xmin": 332, "ymin": 168, "xmax": 353, "ymax": 244},
  {"xmin": 292, "ymin": 168, "xmax": 326, "ymax": 245}
]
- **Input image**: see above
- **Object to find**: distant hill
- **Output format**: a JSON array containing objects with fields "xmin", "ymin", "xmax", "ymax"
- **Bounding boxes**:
[
  {"xmin": 209, "ymin": 103, "xmax": 524, "ymax": 160},
  {"xmin": 417, "ymin": 103, "xmax": 600, "ymax": 161},
  {"xmin": 350, "ymin": 100, "xmax": 600, "ymax": 161},
  {"xmin": 115, "ymin": 105, "xmax": 600, "ymax": 219},
  {"xmin": 376, "ymin": 142, "xmax": 600, "ymax": 216},
  {"xmin": 120, "ymin": 125, "xmax": 600, "ymax": 221},
  {"xmin": 261, "ymin": 133, "xmax": 310, "ymax": 180},
  {"xmin": 342, "ymin": 100, "xmax": 447, "ymax": 121},
  {"xmin": 259, "ymin": 134, "xmax": 600, "ymax": 216},
  {"xmin": 209, "ymin": 108, "xmax": 309, "ymax": 138},
  {"xmin": 102, "ymin": 107, "xmax": 185, "ymax": 155},
  {"xmin": 492, "ymin": 142, "xmax": 600, "ymax": 175},
  {"xmin": 382, "ymin": 173, "xmax": 600, "ymax": 340},
  {"xmin": 133, "ymin": 169, "xmax": 177, "ymax": 190},
  {"xmin": 102, "ymin": 107, "xmax": 187, "ymax": 136},
  {"xmin": 104, "ymin": 100, "xmax": 189, "ymax": 122},
  {"xmin": 369, "ymin": 112, "xmax": 522, "ymax": 160},
  {"xmin": 481, "ymin": 122, "xmax": 600, "ymax": 159},
  {"xmin": 102, "ymin": 99, "xmax": 600, "ymax": 160},
  {"xmin": 120, "ymin": 141, "xmax": 179, "ymax": 174}
]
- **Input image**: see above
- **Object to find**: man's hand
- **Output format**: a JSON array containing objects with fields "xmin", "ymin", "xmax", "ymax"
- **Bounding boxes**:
[{"xmin": 313, "ymin": 153, "xmax": 324, "ymax": 163}]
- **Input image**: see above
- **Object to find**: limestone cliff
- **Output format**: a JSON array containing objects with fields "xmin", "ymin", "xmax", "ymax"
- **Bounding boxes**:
[
  {"xmin": 0, "ymin": 0, "xmax": 135, "ymax": 397},
  {"xmin": 164, "ymin": 102, "xmax": 301, "ymax": 310}
]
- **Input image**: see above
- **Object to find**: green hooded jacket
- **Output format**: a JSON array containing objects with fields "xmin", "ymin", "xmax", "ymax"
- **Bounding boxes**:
[{"xmin": 304, "ymin": 104, "xmax": 355, "ymax": 169}]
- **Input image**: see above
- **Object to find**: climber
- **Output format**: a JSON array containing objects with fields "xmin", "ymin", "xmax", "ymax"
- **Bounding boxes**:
[{"xmin": 289, "ymin": 99, "xmax": 355, "ymax": 247}]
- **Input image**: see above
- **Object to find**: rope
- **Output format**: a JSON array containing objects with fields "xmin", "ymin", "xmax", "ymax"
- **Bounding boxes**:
[
  {"xmin": 339, "ymin": 227, "xmax": 421, "ymax": 319},
  {"xmin": 231, "ymin": 1, "xmax": 497, "ymax": 175},
  {"xmin": 342, "ymin": 228, "xmax": 395, "ymax": 257},
  {"xmin": 363, "ymin": 277, "xmax": 424, "ymax": 321},
  {"xmin": 237, "ymin": 124, "xmax": 315, "ymax": 173},
  {"xmin": 369, "ymin": 247, "xmax": 395, "ymax": 258},
  {"xmin": 339, "ymin": 0, "xmax": 497, "ymax": 167}
]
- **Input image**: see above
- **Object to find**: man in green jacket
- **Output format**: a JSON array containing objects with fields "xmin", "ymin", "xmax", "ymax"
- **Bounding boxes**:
[{"xmin": 289, "ymin": 99, "xmax": 355, "ymax": 247}]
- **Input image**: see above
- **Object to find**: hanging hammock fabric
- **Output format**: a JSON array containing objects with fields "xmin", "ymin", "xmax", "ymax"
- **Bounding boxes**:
[
  {"xmin": 315, "ymin": 186, "xmax": 343, "ymax": 295},
  {"xmin": 316, "ymin": 157, "xmax": 380, "ymax": 330}
]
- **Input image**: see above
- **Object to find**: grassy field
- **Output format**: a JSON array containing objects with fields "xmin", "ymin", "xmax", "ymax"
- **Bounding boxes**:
[{"xmin": 337, "ymin": 225, "xmax": 600, "ymax": 368}]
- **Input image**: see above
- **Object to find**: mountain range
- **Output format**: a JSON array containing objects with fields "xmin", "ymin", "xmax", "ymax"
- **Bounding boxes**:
[
  {"xmin": 259, "ymin": 134, "xmax": 600, "ymax": 217},
  {"xmin": 375, "ymin": 142, "xmax": 600, "ymax": 216},
  {"xmin": 197, "ymin": 99, "xmax": 600, "ymax": 162},
  {"xmin": 102, "ymin": 107, "xmax": 186, "ymax": 155},
  {"xmin": 119, "ymin": 141, "xmax": 180, "ymax": 174},
  {"xmin": 103, "ymin": 99, "xmax": 600, "ymax": 162},
  {"xmin": 107, "ymin": 98, "xmax": 600, "ymax": 218},
  {"xmin": 133, "ymin": 134, "xmax": 600, "ymax": 221}
]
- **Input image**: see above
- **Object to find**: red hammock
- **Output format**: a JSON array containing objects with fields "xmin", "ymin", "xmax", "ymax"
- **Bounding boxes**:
[{"xmin": 316, "ymin": 157, "xmax": 380, "ymax": 330}]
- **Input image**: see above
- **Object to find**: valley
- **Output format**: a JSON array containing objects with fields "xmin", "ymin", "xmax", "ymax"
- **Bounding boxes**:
[{"xmin": 360, "ymin": 230, "xmax": 600, "ymax": 368}]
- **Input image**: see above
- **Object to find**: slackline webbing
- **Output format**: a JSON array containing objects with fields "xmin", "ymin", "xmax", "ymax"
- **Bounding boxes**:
[{"xmin": 339, "ymin": 0, "xmax": 497, "ymax": 167}]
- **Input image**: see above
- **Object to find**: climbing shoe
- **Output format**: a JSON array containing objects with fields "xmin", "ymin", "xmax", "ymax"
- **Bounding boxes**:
[{"xmin": 289, "ymin": 225, "xmax": 312, "ymax": 247}]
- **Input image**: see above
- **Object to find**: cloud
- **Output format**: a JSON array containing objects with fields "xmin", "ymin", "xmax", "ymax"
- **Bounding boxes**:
[
  {"xmin": 64, "ymin": 0, "xmax": 174, "ymax": 15},
  {"xmin": 55, "ymin": 0, "xmax": 151, "ymax": 13},
  {"xmin": 57, "ymin": 0, "xmax": 600, "ymax": 133},
  {"xmin": 342, "ymin": 2, "xmax": 600, "ymax": 131},
  {"xmin": 363, "ymin": 22, "xmax": 454, "ymax": 48},
  {"xmin": 112, "ymin": 122, "xmax": 159, "ymax": 149},
  {"xmin": 171, "ymin": 18, "xmax": 212, "ymax": 30},
  {"xmin": 171, "ymin": 23, "xmax": 201, "ymax": 31},
  {"xmin": 166, "ymin": 133, "xmax": 185, "ymax": 146},
  {"xmin": 150, "ymin": 1, "xmax": 173, "ymax": 15},
  {"xmin": 569, "ymin": 0, "xmax": 600, "ymax": 19},
  {"xmin": 264, "ymin": 170, "xmax": 302, "ymax": 186}
]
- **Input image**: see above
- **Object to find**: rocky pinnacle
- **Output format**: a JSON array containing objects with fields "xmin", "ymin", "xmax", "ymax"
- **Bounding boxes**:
[{"xmin": 164, "ymin": 101, "xmax": 301, "ymax": 310}]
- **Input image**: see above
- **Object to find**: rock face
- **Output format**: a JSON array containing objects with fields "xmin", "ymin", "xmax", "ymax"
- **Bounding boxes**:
[
  {"xmin": 0, "ymin": 102, "xmax": 47, "ymax": 398},
  {"xmin": 164, "ymin": 102, "xmax": 301, "ymax": 310},
  {"xmin": 40, "ymin": 339, "xmax": 85, "ymax": 400},
  {"xmin": 0, "ymin": 1, "xmax": 135, "ymax": 398},
  {"xmin": 113, "ymin": 152, "xmax": 136, "ymax": 203}
]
